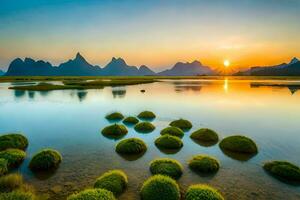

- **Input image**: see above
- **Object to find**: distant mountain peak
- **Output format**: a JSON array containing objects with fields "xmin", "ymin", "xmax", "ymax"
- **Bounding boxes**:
[
  {"xmin": 75, "ymin": 52, "xmax": 86, "ymax": 62},
  {"xmin": 191, "ymin": 60, "xmax": 202, "ymax": 65},
  {"xmin": 110, "ymin": 57, "xmax": 126, "ymax": 65},
  {"xmin": 290, "ymin": 57, "xmax": 299, "ymax": 65}
]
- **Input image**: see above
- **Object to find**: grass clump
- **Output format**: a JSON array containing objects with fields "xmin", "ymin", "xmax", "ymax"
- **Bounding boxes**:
[
  {"xmin": 137, "ymin": 111, "xmax": 156, "ymax": 120},
  {"xmin": 67, "ymin": 188, "xmax": 116, "ymax": 200},
  {"xmin": 149, "ymin": 158, "xmax": 183, "ymax": 180},
  {"xmin": 116, "ymin": 138, "xmax": 147, "ymax": 154},
  {"xmin": 219, "ymin": 135, "xmax": 258, "ymax": 154},
  {"xmin": 0, "ymin": 149, "xmax": 26, "ymax": 169},
  {"xmin": 123, "ymin": 116, "xmax": 139, "ymax": 125},
  {"xmin": 190, "ymin": 128, "xmax": 219, "ymax": 146},
  {"xmin": 160, "ymin": 127, "xmax": 184, "ymax": 138},
  {"xmin": 29, "ymin": 149, "xmax": 62, "ymax": 171},
  {"xmin": 0, "ymin": 133, "xmax": 28, "ymax": 151},
  {"xmin": 94, "ymin": 170, "xmax": 128, "ymax": 196},
  {"xmin": 185, "ymin": 184, "xmax": 224, "ymax": 200},
  {"xmin": 155, "ymin": 135, "xmax": 183, "ymax": 149},
  {"xmin": 188, "ymin": 155, "xmax": 220, "ymax": 174},
  {"xmin": 134, "ymin": 122, "xmax": 155, "ymax": 133},
  {"xmin": 169, "ymin": 119, "xmax": 192, "ymax": 130},
  {"xmin": 105, "ymin": 112, "xmax": 124, "ymax": 121},
  {"xmin": 263, "ymin": 161, "xmax": 300, "ymax": 183},
  {"xmin": 0, "ymin": 191, "xmax": 36, "ymax": 200},
  {"xmin": 0, "ymin": 173, "xmax": 23, "ymax": 192},
  {"xmin": 0, "ymin": 158, "xmax": 8, "ymax": 176},
  {"xmin": 101, "ymin": 124, "xmax": 128, "ymax": 139},
  {"xmin": 140, "ymin": 175, "xmax": 180, "ymax": 200}
]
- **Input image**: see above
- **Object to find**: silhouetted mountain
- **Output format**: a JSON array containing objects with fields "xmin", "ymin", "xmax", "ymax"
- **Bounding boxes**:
[
  {"xmin": 138, "ymin": 65, "xmax": 155, "ymax": 76},
  {"xmin": 101, "ymin": 57, "xmax": 140, "ymax": 76},
  {"xmin": 157, "ymin": 60, "xmax": 214, "ymax": 76},
  {"xmin": 0, "ymin": 69, "xmax": 4, "ymax": 76},
  {"xmin": 58, "ymin": 53, "xmax": 101, "ymax": 76}
]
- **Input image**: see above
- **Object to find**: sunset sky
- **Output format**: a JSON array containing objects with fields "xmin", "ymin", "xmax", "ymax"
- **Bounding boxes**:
[{"xmin": 0, "ymin": 0, "xmax": 300, "ymax": 71}]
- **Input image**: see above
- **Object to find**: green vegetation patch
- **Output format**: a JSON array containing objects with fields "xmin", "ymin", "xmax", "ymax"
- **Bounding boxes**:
[
  {"xmin": 134, "ymin": 122, "xmax": 155, "ymax": 133},
  {"xmin": 101, "ymin": 124, "xmax": 128, "ymax": 139},
  {"xmin": 105, "ymin": 112, "xmax": 124, "ymax": 121},
  {"xmin": 29, "ymin": 149, "xmax": 62, "ymax": 171},
  {"xmin": 185, "ymin": 184, "xmax": 224, "ymax": 200},
  {"xmin": 188, "ymin": 155, "xmax": 220, "ymax": 174},
  {"xmin": 0, "ymin": 173, "xmax": 23, "ymax": 192},
  {"xmin": 140, "ymin": 175, "xmax": 180, "ymax": 200},
  {"xmin": 116, "ymin": 138, "xmax": 147, "ymax": 154},
  {"xmin": 137, "ymin": 111, "xmax": 156, "ymax": 120},
  {"xmin": 0, "ymin": 133, "xmax": 28, "ymax": 151},
  {"xmin": 123, "ymin": 116, "xmax": 139, "ymax": 125},
  {"xmin": 0, "ymin": 191, "xmax": 36, "ymax": 200},
  {"xmin": 0, "ymin": 149, "xmax": 26, "ymax": 169},
  {"xmin": 169, "ymin": 119, "xmax": 192, "ymax": 130},
  {"xmin": 160, "ymin": 127, "xmax": 184, "ymax": 138},
  {"xmin": 263, "ymin": 161, "xmax": 300, "ymax": 182},
  {"xmin": 149, "ymin": 158, "xmax": 183, "ymax": 180},
  {"xmin": 0, "ymin": 158, "xmax": 8, "ymax": 176},
  {"xmin": 155, "ymin": 135, "xmax": 183, "ymax": 149},
  {"xmin": 94, "ymin": 170, "xmax": 128, "ymax": 196},
  {"xmin": 219, "ymin": 135, "xmax": 258, "ymax": 154},
  {"xmin": 67, "ymin": 188, "xmax": 116, "ymax": 200},
  {"xmin": 190, "ymin": 128, "xmax": 219, "ymax": 146}
]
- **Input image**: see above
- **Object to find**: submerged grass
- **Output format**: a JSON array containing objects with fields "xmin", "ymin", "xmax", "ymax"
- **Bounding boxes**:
[{"xmin": 263, "ymin": 161, "xmax": 300, "ymax": 183}]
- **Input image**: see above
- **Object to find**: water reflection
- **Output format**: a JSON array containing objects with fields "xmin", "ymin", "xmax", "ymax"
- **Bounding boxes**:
[
  {"xmin": 250, "ymin": 82, "xmax": 300, "ymax": 95},
  {"xmin": 77, "ymin": 90, "xmax": 88, "ymax": 102},
  {"xmin": 117, "ymin": 151, "xmax": 146, "ymax": 161},
  {"xmin": 220, "ymin": 148, "xmax": 257, "ymax": 161},
  {"xmin": 14, "ymin": 90, "xmax": 26, "ymax": 98},
  {"xmin": 112, "ymin": 87, "xmax": 126, "ymax": 98}
]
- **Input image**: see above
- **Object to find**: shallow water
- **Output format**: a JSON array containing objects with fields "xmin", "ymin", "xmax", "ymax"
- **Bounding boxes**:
[{"xmin": 0, "ymin": 78, "xmax": 300, "ymax": 200}]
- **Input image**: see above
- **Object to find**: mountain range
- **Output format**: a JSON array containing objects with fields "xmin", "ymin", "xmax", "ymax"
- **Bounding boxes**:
[
  {"xmin": 0, "ymin": 69, "xmax": 4, "ymax": 76},
  {"xmin": 3, "ymin": 53, "xmax": 215, "ymax": 76},
  {"xmin": 234, "ymin": 57, "xmax": 300, "ymax": 76}
]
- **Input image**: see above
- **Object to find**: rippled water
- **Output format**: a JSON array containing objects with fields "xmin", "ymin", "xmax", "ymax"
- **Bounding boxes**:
[{"xmin": 0, "ymin": 78, "xmax": 300, "ymax": 200}]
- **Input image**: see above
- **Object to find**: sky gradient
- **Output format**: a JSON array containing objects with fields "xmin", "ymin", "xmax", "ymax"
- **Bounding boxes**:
[{"xmin": 0, "ymin": 0, "xmax": 300, "ymax": 71}]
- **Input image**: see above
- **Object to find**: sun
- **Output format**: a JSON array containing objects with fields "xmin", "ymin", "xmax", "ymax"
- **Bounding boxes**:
[{"xmin": 224, "ymin": 60, "xmax": 230, "ymax": 67}]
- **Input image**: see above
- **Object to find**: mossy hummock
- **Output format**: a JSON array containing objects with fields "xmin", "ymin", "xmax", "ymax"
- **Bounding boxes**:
[
  {"xmin": 105, "ymin": 112, "xmax": 124, "ymax": 121},
  {"xmin": 116, "ymin": 138, "xmax": 147, "ymax": 154},
  {"xmin": 190, "ymin": 128, "xmax": 219, "ymax": 143},
  {"xmin": 160, "ymin": 127, "xmax": 184, "ymax": 138},
  {"xmin": 263, "ymin": 161, "xmax": 300, "ymax": 182},
  {"xmin": 0, "ymin": 191, "xmax": 36, "ymax": 200},
  {"xmin": 29, "ymin": 149, "xmax": 62, "ymax": 171},
  {"xmin": 140, "ymin": 175, "xmax": 180, "ymax": 200},
  {"xmin": 94, "ymin": 170, "xmax": 128, "ymax": 196},
  {"xmin": 188, "ymin": 155, "xmax": 220, "ymax": 174},
  {"xmin": 67, "ymin": 189, "xmax": 116, "ymax": 200},
  {"xmin": 155, "ymin": 135, "xmax": 183, "ymax": 149},
  {"xmin": 185, "ymin": 184, "xmax": 224, "ymax": 200},
  {"xmin": 0, "ymin": 149, "xmax": 26, "ymax": 169},
  {"xmin": 101, "ymin": 124, "xmax": 128, "ymax": 139},
  {"xmin": 0, "ymin": 158, "xmax": 8, "ymax": 176},
  {"xmin": 149, "ymin": 158, "xmax": 183, "ymax": 180},
  {"xmin": 0, "ymin": 173, "xmax": 23, "ymax": 192},
  {"xmin": 137, "ymin": 111, "xmax": 156, "ymax": 120},
  {"xmin": 123, "ymin": 116, "xmax": 139, "ymax": 125},
  {"xmin": 219, "ymin": 135, "xmax": 258, "ymax": 154},
  {"xmin": 0, "ymin": 134, "xmax": 28, "ymax": 151},
  {"xmin": 169, "ymin": 119, "xmax": 192, "ymax": 130},
  {"xmin": 134, "ymin": 122, "xmax": 155, "ymax": 133}
]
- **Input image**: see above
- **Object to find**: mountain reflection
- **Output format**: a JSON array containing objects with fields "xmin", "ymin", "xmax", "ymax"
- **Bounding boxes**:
[{"xmin": 112, "ymin": 87, "xmax": 126, "ymax": 98}]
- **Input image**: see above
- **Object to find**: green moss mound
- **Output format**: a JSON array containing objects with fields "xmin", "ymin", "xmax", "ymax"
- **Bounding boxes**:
[
  {"xmin": 0, "ymin": 191, "xmax": 35, "ymax": 200},
  {"xmin": 149, "ymin": 158, "xmax": 183, "ymax": 180},
  {"xmin": 155, "ymin": 135, "xmax": 183, "ymax": 149},
  {"xmin": 219, "ymin": 135, "xmax": 258, "ymax": 154},
  {"xmin": 188, "ymin": 155, "xmax": 220, "ymax": 174},
  {"xmin": 140, "ymin": 175, "xmax": 180, "ymax": 200},
  {"xmin": 0, "ymin": 173, "xmax": 23, "ymax": 192},
  {"xmin": 160, "ymin": 127, "xmax": 184, "ymax": 138},
  {"xmin": 67, "ymin": 189, "xmax": 116, "ymax": 200},
  {"xmin": 105, "ymin": 112, "xmax": 124, "ymax": 121},
  {"xmin": 116, "ymin": 138, "xmax": 147, "ymax": 154},
  {"xmin": 0, "ymin": 134, "xmax": 28, "ymax": 151},
  {"xmin": 190, "ymin": 128, "xmax": 219, "ymax": 143},
  {"xmin": 29, "ymin": 149, "xmax": 62, "ymax": 171},
  {"xmin": 185, "ymin": 184, "xmax": 224, "ymax": 200},
  {"xmin": 137, "ymin": 111, "xmax": 156, "ymax": 120},
  {"xmin": 101, "ymin": 124, "xmax": 128, "ymax": 139},
  {"xmin": 0, "ymin": 149, "xmax": 26, "ymax": 169},
  {"xmin": 0, "ymin": 158, "xmax": 8, "ymax": 176},
  {"xmin": 123, "ymin": 116, "xmax": 139, "ymax": 125},
  {"xmin": 169, "ymin": 119, "xmax": 192, "ymax": 130},
  {"xmin": 134, "ymin": 122, "xmax": 155, "ymax": 133},
  {"xmin": 263, "ymin": 161, "xmax": 300, "ymax": 182},
  {"xmin": 94, "ymin": 170, "xmax": 128, "ymax": 196}
]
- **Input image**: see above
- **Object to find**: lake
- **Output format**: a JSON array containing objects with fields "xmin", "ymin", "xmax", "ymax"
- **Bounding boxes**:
[{"xmin": 0, "ymin": 78, "xmax": 300, "ymax": 200}]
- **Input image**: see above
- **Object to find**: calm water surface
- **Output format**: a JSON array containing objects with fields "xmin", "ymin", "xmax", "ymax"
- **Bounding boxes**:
[{"xmin": 0, "ymin": 79, "xmax": 300, "ymax": 200}]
